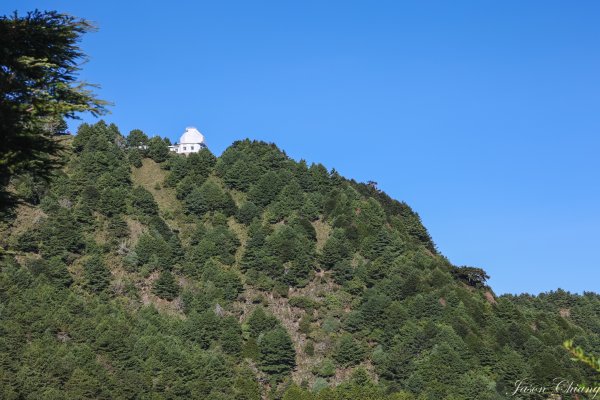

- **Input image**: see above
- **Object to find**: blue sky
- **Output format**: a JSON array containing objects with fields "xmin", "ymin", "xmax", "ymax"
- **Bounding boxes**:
[{"xmin": 6, "ymin": 1, "xmax": 599, "ymax": 295}]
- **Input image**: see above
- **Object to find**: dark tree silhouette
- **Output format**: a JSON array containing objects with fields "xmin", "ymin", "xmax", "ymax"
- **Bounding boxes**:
[{"xmin": 0, "ymin": 10, "xmax": 108, "ymax": 207}]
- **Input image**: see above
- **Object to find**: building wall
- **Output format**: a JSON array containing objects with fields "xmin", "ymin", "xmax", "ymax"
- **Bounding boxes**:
[{"xmin": 169, "ymin": 143, "xmax": 205, "ymax": 154}]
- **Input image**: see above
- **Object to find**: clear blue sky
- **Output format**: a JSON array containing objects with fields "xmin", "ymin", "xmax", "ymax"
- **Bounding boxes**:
[{"xmin": 6, "ymin": 1, "xmax": 599, "ymax": 295}]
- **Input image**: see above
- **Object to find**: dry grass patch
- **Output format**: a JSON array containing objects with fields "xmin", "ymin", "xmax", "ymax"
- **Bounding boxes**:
[
  {"xmin": 312, "ymin": 218, "xmax": 331, "ymax": 251},
  {"xmin": 6, "ymin": 203, "xmax": 46, "ymax": 239},
  {"xmin": 131, "ymin": 158, "xmax": 180, "ymax": 217}
]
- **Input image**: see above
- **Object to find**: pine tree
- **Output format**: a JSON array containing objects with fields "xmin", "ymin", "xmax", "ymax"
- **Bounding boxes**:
[
  {"xmin": 0, "ymin": 11, "xmax": 107, "ymax": 207},
  {"xmin": 152, "ymin": 271, "xmax": 180, "ymax": 300},
  {"xmin": 130, "ymin": 186, "xmax": 159, "ymax": 216},
  {"xmin": 321, "ymin": 228, "xmax": 351, "ymax": 268},
  {"xmin": 84, "ymin": 254, "xmax": 111, "ymax": 292},
  {"xmin": 147, "ymin": 136, "xmax": 170, "ymax": 163},
  {"xmin": 126, "ymin": 129, "xmax": 149, "ymax": 149},
  {"xmin": 258, "ymin": 327, "xmax": 296, "ymax": 378},
  {"xmin": 185, "ymin": 180, "xmax": 236, "ymax": 216},
  {"xmin": 247, "ymin": 307, "xmax": 279, "ymax": 337},
  {"xmin": 333, "ymin": 334, "xmax": 366, "ymax": 367},
  {"xmin": 220, "ymin": 317, "xmax": 243, "ymax": 356},
  {"xmin": 236, "ymin": 201, "xmax": 260, "ymax": 225}
]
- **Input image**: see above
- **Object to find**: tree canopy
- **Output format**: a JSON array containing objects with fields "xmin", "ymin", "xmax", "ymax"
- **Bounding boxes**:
[{"xmin": 0, "ymin": 10, "xmax": 108, "ymax": 208}]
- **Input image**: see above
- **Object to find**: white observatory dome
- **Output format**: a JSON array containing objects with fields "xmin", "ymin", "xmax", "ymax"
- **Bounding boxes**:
[{"xmin": 179, "ymin": 127, "xmax": 205, "ymax": 144}]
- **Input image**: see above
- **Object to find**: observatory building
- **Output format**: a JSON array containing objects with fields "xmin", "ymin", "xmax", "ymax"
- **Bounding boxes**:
[{"xmin": 169, "ymin": 127, "xmax": 206, "ymax": 154}]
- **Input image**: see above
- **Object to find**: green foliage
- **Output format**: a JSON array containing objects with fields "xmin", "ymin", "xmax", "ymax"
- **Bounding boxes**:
[
  {"xmin": 304, "ymin": 341, "xmax": 315, "ymax": 357},
  {"xmin": 289, "ymin": 296, "xmax": 319, "ymax": 311},
  {"xmin": 266, "ymin": 179, "xmax": 305, "ymax": 222},
  {"xmin": 321, "ymin": 228, "xmax": 351, "ymax": 268},
  {"xmin": 220, "ymin": 316, "xmax": 243, "ymax": 356},
  {"xmin": 247, "ymin": 307, "xmax": 279, "ymax": 338},
  {"xmin": 331, "ymin": 260, "xmax": 354, "ymax": 285},
  {"xmin": 236, "ymin": 201, "xmax": 261, "ymax": 225},
  {"xmin": 128, "ymin": 148, "xmax": 143, "ymax": 168},
  {"xmin": 406, "ymin": 342, "xmax": 468, "ymax": 397},
  {"xmin": 216, "ymin": 139, "xmax": 287, "ymax": 192},
  {"xmin": 36, "ymin": 208, "xmax": 86, "ymax": 259},
  {"xmin": 107, "ymin": 215, "xmax": 129, "ymax": 245},
  {"xmin": 126, "ymin": 129, "xmax": 149, "ymax": 149},
  {"xmin": 147, "ymin": 136, "xmax": 170, "ymax": 163},
  {"xmin": 185, "ymin": 180, "xmax": 236, "ymax": 217},
  {"xmin": 152, "ymin": 271, "xmax": 180, "ymax": 300},
  {"xmin": 451, "ymin": 265, "xmax": 490, "ymax": 288},
  {"xmin": 322, "ymin": 317, "xmax": 341, "ymax": 334},
  {"xmin": 201, "ymin": 261, "xmax": 243, "ymax": 301},
  {"xmin": 243, "ymin": 337, "xmax": 260, "ymax": 360},
  {"xmin": 0, "ymin": 116, "xmax": 598, "ymax": 399},
  {"xmin": 355, "ymin": 198, "xmax": 386, "ymax": 240},
  {"xmin": 266, "ymin": 224, "xmax": 315, "ymax": 284},
  {"xmin": 98, "ymin": 187, "xmax": 128, "ymax": 216},
  {"xmin": 83, "ymin": 254, "xmax": 110, "ymax": 292},
  {"xmin": 258, "ymin": 327, "xmax": 296, "ymax": 378},
  {"xmin": 183, "ymin": 310, "xmax": 221, "ymax": 349},
  {"xmin": 12, "ymin": 173, "xmax": 48, "ymax": 204},
  {"xmin": 248, "ymin": 171, "xmax": 286, "ymax": 207},
  {"xmin": 130, "ymin": 186, "xmax": 159, "ymax": 216},
  {"xmin": 187, "ymin": 226, "xmax": 240, "ymax": 269},
  {"xmin": 315, "ymin": 358, "xmax": 336, "ymax": 377},
  {"xmin": 0, "ymin": 10, "xmax": 107, "ymax": 207},
  {"xmin": 333, "ymin": 334, "xmax": 366, "ymax": 367},
  {"xmin": 564, "ymin": 339, "xmax": 600, "ymax": 372},
  {"xmin": 299, "ymin": 314, "xmax": 312, "ymax": 335},
  {"xmin": 134, "ymin": 232, "xmax": 175, "ymax": 271},
  {"xmin": 289, "ymin": 215, "xmax": 317, "ymax": 241},
  {"xmin": 166, "ymin": 149, "xmax": 216, "ymax": 189},
  {"xmin": 26, "ymin": 256, "xmax": 72, "ymax": 287}
]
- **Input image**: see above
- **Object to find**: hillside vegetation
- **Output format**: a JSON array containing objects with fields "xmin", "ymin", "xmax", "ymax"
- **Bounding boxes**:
[{"xmin": 0, "ymin": 121, "xmax": 598, "ymax": 399}]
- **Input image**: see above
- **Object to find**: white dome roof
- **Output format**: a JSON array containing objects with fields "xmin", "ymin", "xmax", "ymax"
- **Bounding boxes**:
[{"xmin": 179, "ymin": 127, "xmax": 205, "ymax": 144}]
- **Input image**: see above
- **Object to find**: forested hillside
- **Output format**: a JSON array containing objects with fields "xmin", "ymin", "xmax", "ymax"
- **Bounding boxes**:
[{"xmin": 0, "ymin": 121, "xmax": 598, "ymax": 399}]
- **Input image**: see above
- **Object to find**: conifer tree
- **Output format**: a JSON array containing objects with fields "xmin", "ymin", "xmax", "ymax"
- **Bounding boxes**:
[
  {"xmin": 126, "ymin": 129, "xmax": 149, "ymax": 149},
  {"xmin": 147, "ymin": 136, "xmax": 170, "ymax": 163},
  {"xmin": 258, "ymin": 327, "xmax": 296, "ymax": 378},
  {"xmin": 333, "ymin": 334, "xmax": 366, "ymax": 367},
  {"xmin": 84, "ymin": 254, "xmax": 111, "ymax": 292},
  {"xmin": 321, "ymin": 228, "xmax": 351, "ymax": 268},
  {"xmin": 152, "ymin": 271, "xmax": 180, "ymax": 300},
  {"xmin": 247, "ymin": 307, "xmax": 279, "ymax": 338},
  {"xmin": 0, "ymin": 10, "xmax": 107, "ymax": 207}
]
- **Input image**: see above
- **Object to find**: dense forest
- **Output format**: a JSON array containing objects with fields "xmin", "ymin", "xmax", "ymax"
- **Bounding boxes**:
[{"xmin": 0, "ymin": 121, "xmax": 598, "ymax": 399}]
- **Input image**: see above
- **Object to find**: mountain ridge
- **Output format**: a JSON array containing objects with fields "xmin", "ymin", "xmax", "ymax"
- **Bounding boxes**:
[{"xmin": 0, "ymin": 120, "xmax": 598, "ymax": 399}]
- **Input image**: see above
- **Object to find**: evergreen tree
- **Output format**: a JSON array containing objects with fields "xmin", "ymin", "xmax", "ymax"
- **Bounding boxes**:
[
  {"xmin": 107, "ymin": 215, "xmax": 129, "ymax": 245},
  {"xmin": 128, "ymin": 149, "xmax": 143, "ymax": 168},
  {"xmin": 0, "ymin": 10, "xmax": 107, "ymax": 207},
  {"xmin": 152, "ymin": 271, "xmax": 180, "ymax": 300},
  {"xmin": 248, "ymin": 171, "xmax": 285, "ymax": 207},
  {"xmin": 126, "ymin": 129, "xmax": 149, "ymax": 149},
  {"xmin": 220, "ymin": 317, "xmax": 243, "ymax": 356},
  {"xmin": 26, "ymin": 256, "xmax": 73, "ymax": 287},
  {"xmin": 258, "ymin": 328, "xmax": 296, "ymax": 378},
  {"xmin": 187, "ymin": 149, "xmax": 217, "ymax": 178},
  {"xmin": 247, "ymin": 307, "xmax": 279, "ymax": 337},
  {"xmin": 321, "ymin": 229, "xmax": 351, "ymax": 268},
  {"xmin": 185, "ymin": 180, "xmax": 236, "ymax": 216},
  {"xmin": 84, "ymin": 254, "xmax": 111, "ymax": 292},
  {"xmin": 130, "ymin": 186, "xmax": 159, "ymax": 216},
  {"xmin": 147, "ymin": 136, "xmax": 170, "ymax": 163},
  {"xmin": 333, "ymin": 334, "xmax": 366, "ymax": 367},
  {"xmin": 236, "ymin": 201, "xmax": 261, "ymax": 225}
]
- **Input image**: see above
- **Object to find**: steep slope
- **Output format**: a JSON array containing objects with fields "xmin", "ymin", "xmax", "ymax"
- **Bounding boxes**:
[{"xmin": 0, "ymin": 121, "xmax": 598, "ymax": 399}]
